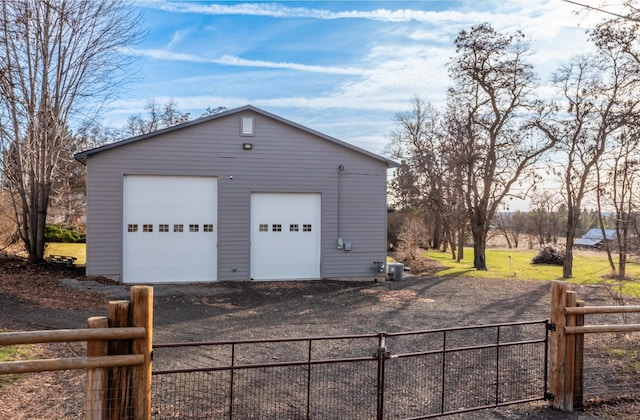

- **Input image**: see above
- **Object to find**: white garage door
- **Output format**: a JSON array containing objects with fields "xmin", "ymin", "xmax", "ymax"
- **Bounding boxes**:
[
  {"xmin": 123, "ymin": 175, "xmax": 217, "ymax": 283},
  {"xmin": 250, "ymin": 193, "xmax": 321, "ymax": 280}
]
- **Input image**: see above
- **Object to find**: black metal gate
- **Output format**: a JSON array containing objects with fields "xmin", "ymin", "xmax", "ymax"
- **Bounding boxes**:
[{"xmin": 151, "ymin": 320, "xmax": 549, "ymax": 419}]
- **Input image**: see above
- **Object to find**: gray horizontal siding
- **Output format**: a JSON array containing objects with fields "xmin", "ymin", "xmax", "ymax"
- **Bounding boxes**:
[{"xmin": 86, "ymin": 111, "xmax": 388, "ymax": 281}]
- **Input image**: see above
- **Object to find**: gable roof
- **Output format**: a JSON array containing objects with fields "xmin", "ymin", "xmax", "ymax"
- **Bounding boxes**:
[
  {"xmin": 74, "ymin": 104, "xmax": 398, "ymax": 167},
  {"xmin": 575, "ymin": 228, "xmax": 617, "ymax": 247},
  {"xmin": 581, "ymin": 228, "xmax": 616, "ymax": 241}
]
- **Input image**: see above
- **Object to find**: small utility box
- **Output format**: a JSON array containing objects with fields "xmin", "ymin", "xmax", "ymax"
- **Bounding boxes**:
[{"xmin": 387, "ymin": 263, "xmax": 404, "ymax": 281}]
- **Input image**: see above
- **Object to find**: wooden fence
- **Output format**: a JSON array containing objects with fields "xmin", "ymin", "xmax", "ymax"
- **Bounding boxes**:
[
  {"xmin": 549, "ymin": 281, "xmax": 640, "ymax": 411},
  {"xmin": 0, "ymin": 285, "xmax": 153, "ymax": 420}
]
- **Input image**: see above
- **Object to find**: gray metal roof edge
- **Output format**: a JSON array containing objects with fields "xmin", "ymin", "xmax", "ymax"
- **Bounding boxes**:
[
  {"xmin": 575, "ymin": 238, "xmax": 601, "ymax": 244},
  {"xmin": 74, "ymin": 104, "xmax": 399, "ymax": 168}
]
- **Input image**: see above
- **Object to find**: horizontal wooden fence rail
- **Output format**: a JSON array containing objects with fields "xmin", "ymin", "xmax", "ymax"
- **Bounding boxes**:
[
  {"xmin": 565, "ymin": 324, "xmax": 640, "ymax": 335},
  {"xmin": 0, "ymin": 354, "xmax": 144, "ymax": 375},
  {"xmin": 564, "ymin": 304, "xmax": 640, "ymax": 335},
  {"xmin": 0, "ymin": 327, "xmax": 146, "ymax": 346},
  {"xmin": 565, "ymin": 305, "xmax": 640, "ymax": 315}
]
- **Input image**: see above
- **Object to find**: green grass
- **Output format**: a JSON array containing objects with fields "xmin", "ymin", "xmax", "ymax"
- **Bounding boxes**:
[
  {"xmin": 45, "ymin": 243, "xmax": 86, "ymax": 265},
  {"xmin": 425, "ymin": 247, "xmax": 640, "ymax": 297},
  {"xmin": 0, "ymin": 342, "xmax": 34, "ymax": 389}
]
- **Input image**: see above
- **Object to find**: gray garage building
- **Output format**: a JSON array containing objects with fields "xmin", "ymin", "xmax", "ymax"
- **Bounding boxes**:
[{"xmin": 75, "ymin": 105, "xmax": 397, "ymax": 283}]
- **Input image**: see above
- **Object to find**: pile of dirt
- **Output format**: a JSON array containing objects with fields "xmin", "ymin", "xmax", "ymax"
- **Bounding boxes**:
[{"xmin": 0, "ymin": 255, "xmax": 115, "ymax": 310}]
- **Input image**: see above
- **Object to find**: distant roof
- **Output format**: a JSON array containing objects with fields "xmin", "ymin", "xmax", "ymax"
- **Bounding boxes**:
[
  {"xmin": 574, "ymin": 238, "xmax": 602, "ymax": 247},
  {"xmin": 580, "ymin": 228, "xmax": 617, "ymax": 241},
  {"xmin": 74, "ymin": 104, "xmax": 399, "ymax": 168}
]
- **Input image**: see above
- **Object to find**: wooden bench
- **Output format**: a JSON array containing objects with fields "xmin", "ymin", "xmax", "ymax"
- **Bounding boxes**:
[{"xmin": 46, "ymin": 254, "xmax": 77, "ymax": 267}]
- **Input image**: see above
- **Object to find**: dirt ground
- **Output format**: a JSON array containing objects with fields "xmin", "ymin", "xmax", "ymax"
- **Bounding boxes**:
[{"xmin": 0, "ymin": 255, "xmax": 638, "ymax": 419}]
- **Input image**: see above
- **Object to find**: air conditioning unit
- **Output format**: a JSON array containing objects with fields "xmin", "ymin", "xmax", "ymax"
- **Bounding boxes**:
[{"xmin": 387, "ymin": 263, "xmax": 404, "ymax": 281}]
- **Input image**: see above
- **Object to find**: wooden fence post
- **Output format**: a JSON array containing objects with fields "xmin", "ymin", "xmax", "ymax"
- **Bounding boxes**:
[
  {"xmin": 86, "ymin": 316, "xmax": 108, "ymax": 420},
  {"xmin": 573, "ymin": 300, "xmax": 585, "ymax": 411},
  {"xmin": 107, "ymin": 300, "xmax": 132, "ymax": 420},
  {"xmin": 131, "ymin": 286, "xmax": 153, "ymax": 420},
  {"xmin": 549, "ymin": 281, "xmax": 568, "ymax": 409},
  {"xmin": 563, "ymin": 291, "xmax": 577, "ymax": 411}
]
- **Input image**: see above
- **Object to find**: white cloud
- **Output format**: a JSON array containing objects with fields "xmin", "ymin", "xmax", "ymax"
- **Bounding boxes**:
[
  {"xmin": 167, "ymin": 29, "xmax": 191, "ymax": 48},
  {"xmin": 215, "ymin": 54, "xmax": 369, "ymax": 75},
  {"xmin": 124, "ymin": 48, "xmax": 370, "ymax": 75},
  {"xmin": 147, "ymin": 1, "xmax": 496, "ymax": 23}
]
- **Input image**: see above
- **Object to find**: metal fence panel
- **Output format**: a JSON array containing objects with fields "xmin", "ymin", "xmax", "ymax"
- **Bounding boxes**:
[
  {"xmin": 309, "ymin": 360, "xmax": 377, "ymax": 419},
  {"xmin": 151, "ymin": 321, "xmax": 548, "ymax": 419},
  {"xmin": 383, "ymin": 353, "xmax": 444, "ymax": 418}
]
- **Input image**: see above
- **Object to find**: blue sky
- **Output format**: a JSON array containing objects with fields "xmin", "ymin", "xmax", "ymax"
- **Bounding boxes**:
[{"xmin": 109, "ymin": 1, "xmax": 603, "ymax": 157}]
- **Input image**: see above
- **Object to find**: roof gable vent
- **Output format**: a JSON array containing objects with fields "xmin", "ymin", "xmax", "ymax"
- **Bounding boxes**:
[{"xmin": 241, "ymin": 115, "xmax": 254, "ymax": 136}]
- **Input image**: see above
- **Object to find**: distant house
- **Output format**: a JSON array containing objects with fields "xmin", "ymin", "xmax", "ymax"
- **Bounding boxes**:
[
  {"xmin": 75, "ymin": 105, "xmax": 398, "ymax": 284},
  {"xmin": 574, "ymin": 228, "xmax": 617, "ymax": 249}
]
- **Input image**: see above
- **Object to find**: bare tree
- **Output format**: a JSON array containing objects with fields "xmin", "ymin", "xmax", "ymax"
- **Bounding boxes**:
[
  {"xmin": 494, "ymin": 211, "xmax": 527, "ymax": 249},
  {"xmin": 387, "ymin": 98, "xmax": 468, "ymax": 260},
  {"xmin": 535, "ymin": 28, "xmax": 640, "ymax": 277},
  {"xmin": 448, "ymin": 23, "xmax": 556, "ymax": 270},
  {"xmin": 125, "ymin": 99, "xmax": 228, "ymax": 137},
  {"xmin": 48, "ymin": 124, "xmax": 120, "ymax": 227},
  {"xmin": 387, "ymin": 160, "xmax": 423, "ymax": 212},
  {"xmin": 527, "ymin": 191, "xmax": 566, "ymax": 246},
  {"xmin": 396, "ymin": 213, "xmax": 429, "ymax": 263},
  {"xmin": 0, "ymin": 0, "xmax": 141, "ymax": 261},
  {"xmin": 125, "ymin": 99, "xmax": 191, "ymax": 137},
  {"xmin": 387, "ymin": 98, "xmax": 445, "ymax": 250},
  {"xmin": 597, "ymin": 127, "xmax": 640, "ymax": 278},
  {"xmin": 593, "ymin": 2, "xmax": 640, "ymax": 278}
]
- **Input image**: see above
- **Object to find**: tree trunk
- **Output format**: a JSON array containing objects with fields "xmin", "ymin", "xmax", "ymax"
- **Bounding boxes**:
[
  {"xmin": 619, "ymin": 248, "xmax": 627, "ymax": 279},
  {"xmin": 563, "ymin": 199, "xmax": 582, "ymax": 279},
  {"xmin": 432, "ymin": 214, "xmax": 441, "ymax": 250},
  {"xmin": 619, "ymin": 220, "xmax": 628, "ymax": 279},
  {"xmin": 19, "ymin": 180, "xmax": 50, "ymax": 263},
  {"xmin": 32, "ymin": 181, "xmax": 50, "ymax": 262},
  {"xmin": 596, "ymin": 167, "xmax": 616, "ymax": 275},
  {"xmin": 471, "ymin": 224, "xmax": 487, "ymax": 270},
  {"xmin": 457, "ymin": 226, "xmax": 464, "ymax": 262},
  {"xmin": 563, "ymin": 221, "xmax": 577, "ymax": 278},
  {"xmin": 563, "ymin": 243, "xmax": 574, "ymax": 279},
  {"xmin": 447, "ymin": 228, "xmax": 457, "ymax": 260}
]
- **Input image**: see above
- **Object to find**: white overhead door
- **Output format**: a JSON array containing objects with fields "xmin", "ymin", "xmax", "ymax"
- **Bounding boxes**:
[
  {"xmin": 123, "ymin": 175, "xmax": 217, "ymax": 283},
  {"xmin": 251, "ymin": 193, "xmax": 321, "ymax": 280}
]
